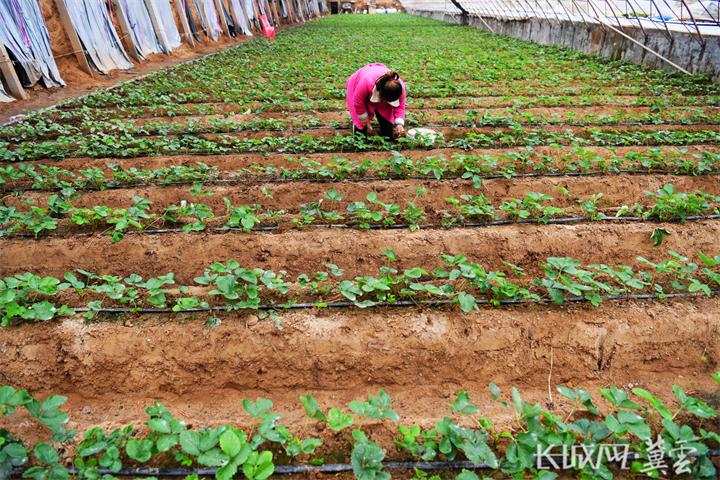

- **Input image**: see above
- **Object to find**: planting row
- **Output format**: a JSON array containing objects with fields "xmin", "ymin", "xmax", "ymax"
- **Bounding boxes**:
[
  {"xmin": 2, "ymin": 250, "xmax": 720, "ymax": 325},
  {"xmin": 7, "ymin": 107, "xmax": 720, "ymax": 143},
  {"xmin": 2, "ymin": 374, "xmax": 719, "ymax": 480},
  {"xmin": 2, "ymin": 183, "xmax": 718, "ymax": 241},
  {"xmin": 3, "ymin": 127, "xmax": 720, "ymax": 162},
  {"xmin": 41, "ymin": 94, "xmax": 720, "ymax": 122},
  {"xmin": 2, "ymin": 148, "xmax": 719, "ymax": 193},
  {"xmin": 57, "ymin": 15, "xmax": 716, "ymax": 110}
]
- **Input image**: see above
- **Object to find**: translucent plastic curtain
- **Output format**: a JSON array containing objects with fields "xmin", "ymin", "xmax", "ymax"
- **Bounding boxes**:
[
  {"xmin": 63, "ymin": 0, "xmax": 133, "ymax": 73},
  {"xmin": 193, "ymin": 0, "xmax": 223, "ymax": 40},
  {"xmin": 116, "ymin": 0, "xmax": 163, "ymax": 59},
  {"xmin": 244, "ymin": 0, "xmax": 257, "ymax": 19},
  {"xmin": 229, "ymin": 0, "xmax": 253, "ymax": 33},
  {"xmin": 151, "ymin": 0, "xmax": 183, "ymax": 49},
  {"xmin": 0, "ymin": 84, "xmax": 13, "ymax": 102},
  {"xmin": 0, "ymin": 0, "xmax": 64, "ymax": 88}
]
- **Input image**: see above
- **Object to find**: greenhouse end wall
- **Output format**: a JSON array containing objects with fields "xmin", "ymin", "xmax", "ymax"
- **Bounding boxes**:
[{"xmin": 405, "ymin": 9, "xmax": 720, "ymax": 82}]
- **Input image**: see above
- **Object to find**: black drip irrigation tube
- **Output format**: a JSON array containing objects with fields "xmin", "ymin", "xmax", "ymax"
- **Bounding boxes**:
[
  {"xmin": 7, "ymin": 139, "xmax": 720, "ymax": 165},
  {"xmin": 71, "ymin": 290, "xmax": 720, "ymax": 315},
  {"xmin": 45, "ymin": 101, "xmax": 720, "ymax": 122},
  {"xmin": 48, "ymin": 88, "xmax": 693, "ymax": 111},
  {"xmin": 8, "ymin": 214, "xmax": 720, "ymax": 240},
  {"xmin": 14, "ymin": 450, "xmax": 720, "ymax": 477},
  {"xmin": 8, "ymin": 119, "xmax": 719, "ymax": 143},
  {"xmin": 3, "ymin": 169, "xmax": 720, "ymax": 195}
]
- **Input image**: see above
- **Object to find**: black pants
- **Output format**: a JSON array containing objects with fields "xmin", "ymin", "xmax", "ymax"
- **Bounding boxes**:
[{"xmin": 353, "ymin": 109, "xmax": 394, "ymax": 139}]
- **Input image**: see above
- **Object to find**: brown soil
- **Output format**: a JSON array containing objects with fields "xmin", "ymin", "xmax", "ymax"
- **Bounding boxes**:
[
  {"xmin": 7, "ymin": 173, "xmax": 720, "ymax": 213},
  {"xmin": 12, "ymin": 106, "xmax": 718, "ymax": 142},
  {"xmin": 42, "ymin": 95, "xmax": 720, "ymax": 120},
  {"xmin": 3, "ymin": 17, "xmax": 720, "ymax": 470},
  {"xmin": 9, "ymin": 124, "xmax": 719, "ymax": 163},
  {"xmin": 2, "ymin": 221, "xmax": 719, "ymax": 282},
  {"xmin": 0, "ymin": 299, "xmax": 718, "ymax": 448},
  {"xmin": 11, "ymin": 145, "xmax": 719, "ymax": 177},
  {"xmin": 0, "ymin": 4, "xmax": 311, "ymax": 124}
]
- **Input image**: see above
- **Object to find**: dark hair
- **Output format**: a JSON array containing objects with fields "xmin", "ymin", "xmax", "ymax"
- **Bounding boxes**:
[{"xmin": 376, "ymin": 71, "xmax": 402, "ymax": 103}]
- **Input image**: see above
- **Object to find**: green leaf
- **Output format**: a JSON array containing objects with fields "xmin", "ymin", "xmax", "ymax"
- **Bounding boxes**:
[
  {"xmin": 147, "ymin": 418, "xmax": 171, "ymax": 434},
  {"xmin": 632, "ymin": 388, "xmax": 673, "ymax": 420},
  {"xmin": 456, "ymin": 470, "xmax": 480, "ymax": 480},
  {"xmin": 649, "ymin": 228, "xmax": 671, "ymax": 247},
  {"xmin": 155, "ymin": 434, "xmax": 177, "ymax": 452},
  {"xmin": 327, "ymin": 408, "xmax": 353, "ymax": 431},
  {"xmin": 179, "ymin": 431, "xmax": 202, "ymax": 456},
  {"xmin": 243, "ymin": 398, "xmax": 273, "ymax": 418},
  {"xmin": 457, "ymin": 292, "xmax": 476, "ymax": 313},
  {"xmin": 219, "ymin": 430, "xmax": 242, "ymax": 458},
  {"xmin": 511, "ymin": 388, "xmax": 523, "ymax": 414},
  {"xmin": 242, "ymin": 450, "xmax": 274, "ymax": 480},
  {"xmin": 34, "ymin": 443, "xmax": 58, "ymax": 465},
  {"xmin": 196, "ymin": 448, "xmax": 227, "ymax": 467},
  {"xmin": 215, "ymin": 461, "xmax": 238, "ymax": 480},
  {"xmin": 450, "ymin": 391, "xmax": 480, "ymax": 415},
  {"xmin": 299, "ymin": 395, "xmax": 326, "ymax": 421},
  {"xmin": 125, "ymin": 439, "xmax": 152, "ymax": 462}
]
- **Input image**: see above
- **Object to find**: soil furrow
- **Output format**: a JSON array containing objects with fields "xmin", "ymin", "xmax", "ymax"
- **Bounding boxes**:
[
  {"xmin": 40, "ymin": 95, "xmax": 720, "ymax": 121},
  {"xmin": 0, "ymin": 299, "xmax": 717, "ymax": 434},
  {"xmin": 12, "ymin": 106, "xmax": 720, "ymax": 141},
  {"xmin": 7, "ymin": 174, "xmax": 719, "ymax": 212},
  {"xmin": 1, "ymin": 221, "xmax": 718, "ymax": 282},
  {"xmin": 12, "ymin": 145, "xmax": 719, "ymax": 174}
]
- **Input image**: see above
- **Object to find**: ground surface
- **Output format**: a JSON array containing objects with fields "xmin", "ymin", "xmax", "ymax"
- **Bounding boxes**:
[{"xmin": 1, "ymin": 14, "xmax": 720, "ymax": 479}]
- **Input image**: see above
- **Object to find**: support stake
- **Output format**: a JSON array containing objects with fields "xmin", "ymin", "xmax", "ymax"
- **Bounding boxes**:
[
  {"xmin": 110, "ymin": 0, "xmax": 142, "ymax": 61},
  {"xmin": 53, "ymin": 0, "xmax": 93, "ymax": 75},
  {"xmin": 214, "ymin": 0, "xmax": 232, "ymax": 35},
  {"xmin": 144, "ymin": 0, "xmax": 172, "ymax": 53},
  {"xmin": 173, "ymin": 0, "xmax": 196, "ymax": 46},
  {"xmin": 0, "ymin": 45, "xmax": 27, "ymax": 100}
]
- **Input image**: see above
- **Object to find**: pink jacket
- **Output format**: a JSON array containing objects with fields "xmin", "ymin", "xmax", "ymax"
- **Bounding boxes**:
[{"xmin": 346, "ymin": 63, "xmax": 406, "ymax": 130}]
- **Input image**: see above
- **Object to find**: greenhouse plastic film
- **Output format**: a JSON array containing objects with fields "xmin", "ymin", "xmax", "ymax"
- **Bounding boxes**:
[
  {"xmin": 0, "ymin": 84, "xmax": 13, "ymax": 102},
  {"xmin": 151, "ymin": 0, "xmax": 183, "ymax": 50},
  {"xmin": 116, "ymin": 0, "xmax": 163, "ymax": 59},
  {"xmin": 193, "ymin": 0, "xmax": 224, "ymax": 41},
  {"xmin": 0, "ymin": 0, "xmax": 64, "ymax": 88},
  {"xmin": 64, "ymin": 0, "xmax": 133, "ymax": 74},
  {"xmin": 229, "ymin": 0, "xmax": 253, "ymax": 34}
]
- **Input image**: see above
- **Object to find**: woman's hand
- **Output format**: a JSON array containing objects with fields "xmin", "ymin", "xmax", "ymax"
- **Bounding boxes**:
[{"xmin": 393, "ymin": 124, "xmax": 405, "ymax": 138}]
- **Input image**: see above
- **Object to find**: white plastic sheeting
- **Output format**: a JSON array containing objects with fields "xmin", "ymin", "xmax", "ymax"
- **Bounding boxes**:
[
  {"xmin": 0, "ymin": 0, "xmax": 64, "ymax": 88},
  {"xmin": 0, "ymin": 84, "xmax": 13, "ymax": 102},
  {"xmin": 244, "ymin": 0, "xmax": 257, "ymax": 20},
  {"xmin": 116, "ymin": 0, "xmax": 163, "ymax": 58},
  {"xmin": 402, "ymin": 0, "xmax": 720, "ymax": 30},
  {"xmin": 151, "ymin": 0, "xmax": 183, "ymax": 49},
  {"xmin": 193, "ymin": 0, "xmax": 223, "ymax": 40},
  {"xmin": 229, "ymin": 0, "xmax": 253, "ymax": 33},
  {"xmin": 64, "ymin": 0, "xmax": 133, "ymax": 74}
]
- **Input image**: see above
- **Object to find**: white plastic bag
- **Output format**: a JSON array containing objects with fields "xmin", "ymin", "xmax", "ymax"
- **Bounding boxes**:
[{"xmin": 407, "ymin": 128, "xmax": 440, "ymax": 144}]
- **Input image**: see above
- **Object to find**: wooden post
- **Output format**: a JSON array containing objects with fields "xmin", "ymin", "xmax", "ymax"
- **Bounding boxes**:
[
  {"xmin": 0, "ymin": 45, "xmax": 28, "ymax": 100},
  {"xmin": 270, "ymin": 0, "xmax": 281, "ymax": 23},
  {"xmin": 284, "ymin": 0, "xmax": 297, "ymax": 22},
  {"xmin": 110, "ymin": 0, "xmax": 142, "ymax": 61},
  {"xmin": 226, "ymin": 0, "xmax": 247, "ymax": 34},
  {"xmin": 144, "ymin": 0, "xmax": 172, "ymax": 53},
  {"xmin": 251, "ymin": 0, "xmax": 262, "ymax": 29},
  {"xmin": 145, "ymin": 0, "xmax": 172, "ymax": 55},
  {"xmin": 53, "ymin": 0, "xmax": 93, "ymax": 75},
  {"xmin": 213, "ymin": 0, "xmax": 232, "ymax": 36},
  {"xmin": 172, "ymin": 0, "xmax": 195, "ymax": 46}
]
